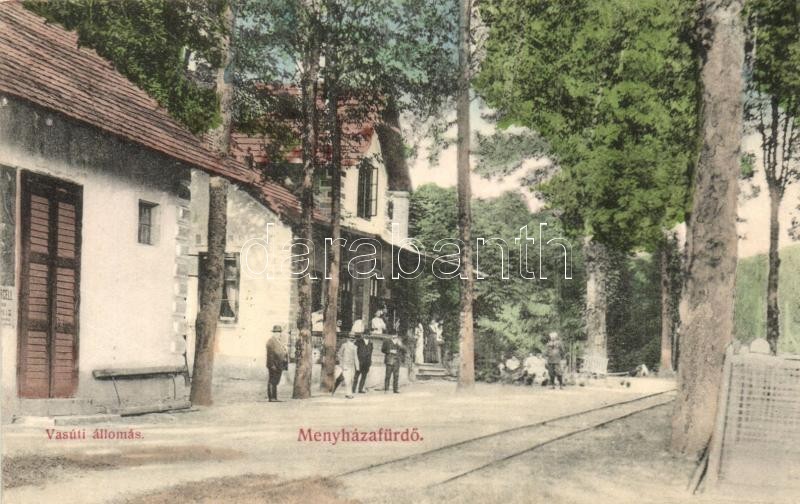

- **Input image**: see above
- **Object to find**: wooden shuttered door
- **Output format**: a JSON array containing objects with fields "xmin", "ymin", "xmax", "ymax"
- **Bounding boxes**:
[{"xmin": 18, "ymin": 171, "xmax": 82, "ymax": 398}]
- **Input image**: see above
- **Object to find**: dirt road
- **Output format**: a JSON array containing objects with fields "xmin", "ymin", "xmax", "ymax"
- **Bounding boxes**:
[{"xmin": 6, "ymin": 378, "xmax": 764, "ymax": 504}]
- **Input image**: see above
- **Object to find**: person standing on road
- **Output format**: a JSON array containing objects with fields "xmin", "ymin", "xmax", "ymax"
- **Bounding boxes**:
[
  {"xmin": 335, "ymin": 335, "xmax": 359, "ymax": 399},
  {"xmin": 371, "ymin": 309, "xmax": 387, "ymax": 334},
  {"xmin": 353, "ymin": 334, "xmax": 373, "ymax": 394},
  {"xmin": 545, "ymin": 331, "xmax": 565, "ymax": 389},
  {"xmin": 266, "ymin": 325, "xmax": 288, "ymax": 402},
  {"xmin": 382, "ymin": 334, "xmax": 406, "ymax": 393}
]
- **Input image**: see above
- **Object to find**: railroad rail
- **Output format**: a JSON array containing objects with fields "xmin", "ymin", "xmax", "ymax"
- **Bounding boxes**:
[{"xmin": 334, "ymin": 390, "xmax": 675, "ymax": 498}]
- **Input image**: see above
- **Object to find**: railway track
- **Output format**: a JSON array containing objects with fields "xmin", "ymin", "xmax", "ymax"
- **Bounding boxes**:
[{"xmin": 335, "ymin": 390, "xmax": 675, "ymax": 499}]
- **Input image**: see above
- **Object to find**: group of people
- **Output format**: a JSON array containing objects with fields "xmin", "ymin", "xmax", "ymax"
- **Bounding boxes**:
[
  {"xmin": 331, "ymin": 332, "xmax": 406, "ymax": 398},
  {"xmin": 267, "ymin": 325, "xmax": 568, "ymax": 401},
  {"xmin": 499, "ymin": 331, "xmax": 566, "ymax": 389},
  {"xmin": 265, "ymin": 310, "xmax": 409, "ymax": 402},
  {"xmin": 414, "ymin": 319, "xmax": 444, "ymax": 364}
]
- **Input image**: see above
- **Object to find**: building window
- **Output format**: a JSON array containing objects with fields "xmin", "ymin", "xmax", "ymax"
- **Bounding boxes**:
[
  {"xmin": 317, "ymin": 164, "xmax": 332, "ymax": 192},
  {"xmin": 198, "ymin": 253, "xmax": 240, "ymax": 323},
  {"xmin": 357, "ymin": 161, "xmax": 378, "ymax": 219},
  {"xmin": 138, "ymin": 200, "xmax": 158, "ymax": 245}
]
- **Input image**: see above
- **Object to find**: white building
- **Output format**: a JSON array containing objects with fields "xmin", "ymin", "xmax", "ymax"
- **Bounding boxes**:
[
  {"xmin": 0, "ymin": 4, "xmax": 257, "ymax": 420},
  {"xmin": 185, "ymin": 106, "xmax": 420, "ymax": 389}
]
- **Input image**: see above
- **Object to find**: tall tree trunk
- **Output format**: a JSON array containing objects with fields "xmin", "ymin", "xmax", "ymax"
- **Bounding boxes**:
[
  {"xmin": 671, "ymin": 0, "xmax": 744, "ymax": 458},
  {"xmin": 456, "ymin": 0, "xmax": 475, "ymax": 390},
  {"xmin": 659, "ymin": 232, "xmax": 678, "ymax": 376},
  {"xmin": 292, "ymin": 43, "xmax": 320, "ymax": 400},
  {"xmin": 766, "ymin": 184, "xmax": 781, "ymax": 354},
  {"xmin": 191, "ymin": 178, "xmax": 227, "ymax": 406},
  {"xmin": 584, "ymin": 237, "xmax": 609, "ymax": 364},
  {"xmin": 321, "ymin": 81, "xmax": 343, "ymax": 393},
  {"xmin": 376, "ymin": 97, "xmax": 412, "ymax": 192},
  {"xmin": 190, "ymin": 3, "xmax": 234, "ymax": 406}
]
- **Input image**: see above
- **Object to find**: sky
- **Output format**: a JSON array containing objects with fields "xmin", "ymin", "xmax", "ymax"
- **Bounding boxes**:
[
  {"xmin": 404, "ymin": 99, "xmax": 546, "ymax": 211},
  {"xmin": 737, "ymin": 134, "xmax": 800, "ymax": 258},
  {"xmin": 404, "ymin": 104, "xmax": 799, "ymax": 259}
]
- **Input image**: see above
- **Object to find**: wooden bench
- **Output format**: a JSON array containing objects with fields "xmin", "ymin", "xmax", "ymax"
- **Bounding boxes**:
[{"xmin": 93, "ymin": 366, "xmax": 189, "ymax": 407}]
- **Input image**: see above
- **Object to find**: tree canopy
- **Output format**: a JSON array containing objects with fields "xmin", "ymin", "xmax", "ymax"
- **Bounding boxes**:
[
  {"xmin": 25, "ymin": 0, "xmax": 229, "ymax": 134},
  {"xmin": 475, "ymin": 0, "xmax": 699, "ymax": 252},
  {"xmin": 743, "ymin": 0, "xmax": 800, "ymax": 199},
  {"xmin": 404, "ymin": 185, "xmax": 586, "ymax": 377},
  {"xmin": 240, "ymin": 2, "xmax": 456, "ymax": 103}
]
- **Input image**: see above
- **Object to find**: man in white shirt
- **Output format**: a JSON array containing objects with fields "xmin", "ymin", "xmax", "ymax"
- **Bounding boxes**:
[
  {"xmin": 371, "ymin": 309, "xmax": 387, "ymax": 334},
  {"xmin": 334, "ymin": 335, "xmax": 359, "ymax": 399}
]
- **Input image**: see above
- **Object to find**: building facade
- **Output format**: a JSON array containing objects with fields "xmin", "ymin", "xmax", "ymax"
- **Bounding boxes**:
[
  {"xmin": 186, "ymin": 114, "xmax": 418, "ymax": 389},
  {"xmin": 0, "ymin": 3, "xmax": 255, "ymax": 420}
]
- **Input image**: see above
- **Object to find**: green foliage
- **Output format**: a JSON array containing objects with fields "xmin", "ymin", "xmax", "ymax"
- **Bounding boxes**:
[
  {"xmin": 473, "ymin": 129, "xmax": 549, "ymax": 179},
  {"xmin": 735, "ymin": 245, "xmax": 800, "ymax": 354},
  {"xmin": 743, "ymin": 0, "xmax": 800, "ymax": 349},
  {"xmin": 475, "ymin": 0, "xmax": 699, "ymax": 252},
  {"xmin": 401, "ymin": 184, "xmax": 460, "ymax": 348},
  {"xmin": 743, "ymin": 0, "xmax": 800, "ymax": 191},
  {"xmin": 234, "ymin": 0, "xmax": 457, "ymax": 117},
  {"xmin": 735, "ymin": 253, "xmax": 769, "ymax": 344},
  {"xmin": 740, "ymin": 152, "xmax": 757, "ymax": 179},
  {"xmin": 25, "ymin": 0, "xmax": 228, "ymax": 134},
  {"xmin": 745, "ymin": 0, "xmax": 800, "ymax": 116},
  {"xmin": 405, "ymin": 185, "xmax": 586, "ymax": 377},
  {"xmin": 233, "ymin": 0, "xmax": 458, "ymax": 183},
  {"xmin": 606, "ymin": 253, "xmax": 662, "ymax": 372}
]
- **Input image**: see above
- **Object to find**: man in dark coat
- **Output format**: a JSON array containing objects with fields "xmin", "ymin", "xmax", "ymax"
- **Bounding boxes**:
[
  {"xmin": 266, "ymin": 325, "xmax": 288, "ymax": 402},
  {"xmin": 545, "ymin": 331, "xmax": 565, "ymax": 389},
  {"xmin": 381, "ymin": 334, "xmax": 406, "ymax": 393},
  {"xmin": 353, "ymin": 334, "xmax": 373, "ymax": 394}
]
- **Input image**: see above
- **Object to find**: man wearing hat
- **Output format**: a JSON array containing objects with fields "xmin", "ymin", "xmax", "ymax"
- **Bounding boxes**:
[
  {"xmin": 335, "ymin": 334, "xmax": 359, "ymax": 399},
  {"xmin": 266, "ymin": 325, "xmax": 288, "ymax": 402},
  {"xmin": 381, "ymin": 334, "xmax": 407, "ymax": 393},
  {"xmin": 353, "ymin": 333, "xmax": 373, "ymax": 394}
]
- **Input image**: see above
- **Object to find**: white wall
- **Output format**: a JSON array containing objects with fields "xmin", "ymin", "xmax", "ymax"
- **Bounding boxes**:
[
  {"xmin": 1, "ymin": 97, "xmax": 189, "ymax": 415},
  {"xmin": 188, "ymin": 172, "xmax": 295, "ymax": 379},
  {"xmin": 341, "ymin": 134, "xmax": 391, "ymax": 238}
]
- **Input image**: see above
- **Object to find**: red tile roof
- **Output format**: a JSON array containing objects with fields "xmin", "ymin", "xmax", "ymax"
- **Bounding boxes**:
[
  {"xmin": 231, "ymin": 124, "xmax": 375, "ymax": 168},
  {"xmin": 0, "ymin": 2, "xmax": 306, "ymax": 221},
  {"xmin": 229, "ymin": 84, "xmax": 378, "ymax": 169}
]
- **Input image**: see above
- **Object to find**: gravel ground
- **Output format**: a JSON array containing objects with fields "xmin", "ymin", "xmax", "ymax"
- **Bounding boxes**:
[{"xmin": 7, "ymin": 378, "xmax": 757, "ymax": 504}]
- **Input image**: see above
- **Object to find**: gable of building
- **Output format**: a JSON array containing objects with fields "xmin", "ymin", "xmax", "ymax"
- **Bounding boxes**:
[{"xmin": 0, "ymin": 2, "xmax": 303, "ymax": 224}]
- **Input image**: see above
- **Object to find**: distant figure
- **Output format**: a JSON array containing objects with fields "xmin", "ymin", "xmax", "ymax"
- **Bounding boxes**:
[
  {"xmin": 382, "ymin": 334, "xmax": 406, "ymax": 393},
  {"xmin": 414, "ymin": 323, "xmax": 425, "ymax": 364},
  {"xmin": 311, "ymin": 310, "xmax": 324, "ymax": 332},
  {"xmin": 351, "ymin": 318, "xmax": 364, "ymax": 334},
  {"xmin": 523, "ymin": 353, "xmax": 547, "ymax": 385},
  {"xmin": 335, "ymin": 335, "xmax": 359, "ymax": 399},
  {"xmin": 353, "ymin": 334, "xmax": 373, "ymax": 394},
  {"xmin": 266, "ymin": 325, "xmax": 288, "ymax": 402},
  {"xmin": 505, "ymin": 355, "xmax": 521, "ymax": 372},
  {"xmin": 371, "ymin": 310, "xmax": 387, "ymax": 335},
  {"xmin": 545, "ymin": 331, "xmax": 565, "ymax": 389},
  {"xmin": 429, "ymin": 319, "xmax": 443, "ymax": 363},
  {"xmin": 502, "ymin": 354, "xmax": 524, "ymax": 384}
]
